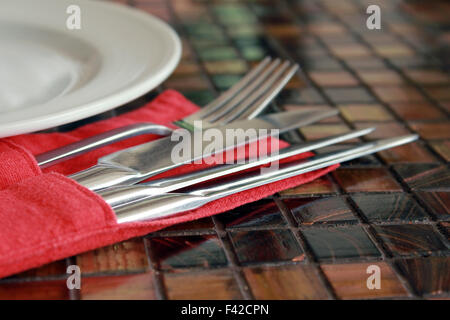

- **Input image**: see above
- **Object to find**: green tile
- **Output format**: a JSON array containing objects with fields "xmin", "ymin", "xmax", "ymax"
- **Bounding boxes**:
[
  {"xmin": 212, "ymin": 74, "xmax": 243, "ymax": 90},
  {"xmin": 181, "ymin": 90, "xmax": 215, "ymax": 106},
  {"xmin": 198, "ymin": 46, "xmax": 239, "ymax": 61}
]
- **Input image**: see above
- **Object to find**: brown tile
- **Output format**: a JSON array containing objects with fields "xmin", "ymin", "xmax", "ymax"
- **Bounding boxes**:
[
  {"xmin": 396, "ymin": 257, "xmax": 450, "ymax": 296},
  {"xmin": 265, "ymin": 24, "xmax": 302, "ymax": 38},
  {"xmin": 283, "ymin": 197, "xmax": 357, "ymax": 225},
  {"xmin": 164, "ymin": 75, "xmax": 210, "ymax": 90},
  {"xmin": 345, "ymin": 57, "xmax": 386, "ymax": 69},
  {"xmin": 230, "ymin": 229, "xmax": 304, "ymax": 264},
  {"xmin": 162, "ymin": 217, "xmax": 215, "ymax": 232},
  {"xmin": 333, "ymin": 168, "xmax": 403, "ymax": 193},
  {"xmin": 309, "ymin": 71, "xmax": 359, "ymax": 87},
  {"xmin": 164, "ymin": 269, "xmax": 242, "ymax": 299},
  {"xmin": 302, "ymin": 225, "xmax": 381, "ymax": 261},
  {"xmin": 339, "ymin": 104, "xmax": 394, "ymax": 122},
  {"xmin": 307, "ymin": 23, "xmax": 346, "ymax": 35},
  {"xmin": 329, "ymin": 44, "xmax": 372, "ymax": 58},
  {"xmin": 404, "ymin": 69, "xmax": 450, "ymax": 85},
  {"xmin": 76, "ymin": 239, "xmax": 148, "ymax": 274},
  {"xmin": 203, "ymin": 60, "xmax": 248, "ymax": 74},
  {"xmin": 172, "ymin": 61, "xmax": 202, "ymax": 77},
  {"xmin": 80, "ymin": 273, "xmax": 156, "ymax": 300},
  {"xmin": 374, "ymin": 44, "xmax": 414, "ymax": 57},
  {"xmin": 410, "ymin": 122, "xmax": 450, "ymax": 140},
  {"xmin": 13, "ymin": 260, "xmax": 67, "ymax": 279},
  {"xmin": 354, "ymin": 122, "xmax": 410, "ymax": 140},
  {"xmin": 244, "ymin": 265, "xmax": 329, "ymax": 299},
  {"xmin": 424, "ymin": 86, "xmax": 450, "ymax": 101},
  {"xmin": 352, "ymin": 193, "xmax": 429, "ymax": 222},
  {"xmin": 279, "ymin": 175, "xmax": 339, "ymax": 196},
  {"xmin": 356, "ymin": 70, "xmax": 405, "ymax": 86},
  {"xmin": 377, "ymin": 142, "xmax": 437, "ymax": 164},
  {"xmin": 300, "ymin": 124, "xmax": 350, "ymax": 140},
  {"xmin": 389, "ymin": 102, "xmax": 445, "ymax": 121},
  {"xmin": 322, "ymin": 262, "xmax": 408, "ymax": 299},
  {"xmin": 393, "ymin": 164, "xmax": 450, "ymax": 191},
  {"xmin": 415, "ymin": 192, "xmax": 450, "ymax": 220},
  {"xmin": 0, "ymin": 280, "xmax": 69, "ymax": 300},
  {"xmin": 373, "ymin": 86, "xmax": 426, "ymax": 103},
  {"xmin": 324, "ymin": 87, "xmax": 374, "ymax": 103},
  {"xmin": 375, "ymin": 224, "xmax": 447, "ymax": 256},
  {"xmin": 429, "ymin": 140, "xmax": 450, "ymax": 162},
  {"xmin": 147, "ymin": 235, "xmax": 227, "ymax": 270}
]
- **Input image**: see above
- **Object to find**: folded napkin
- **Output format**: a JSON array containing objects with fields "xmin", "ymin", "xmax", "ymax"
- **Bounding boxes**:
[{"xmin": 0, "ymin": 90, "xmax": 338, "ymax": 278}]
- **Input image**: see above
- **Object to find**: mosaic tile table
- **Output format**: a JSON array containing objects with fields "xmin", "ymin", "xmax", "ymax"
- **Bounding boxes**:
[{"xmin": 0, "ymin": 0, "xmax": 448, "ymax": 300}]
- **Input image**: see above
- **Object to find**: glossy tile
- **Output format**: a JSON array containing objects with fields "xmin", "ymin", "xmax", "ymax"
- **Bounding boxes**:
[
  {"xmin": 410, "ymin": 122, "xmax": 450, "ymax": 140},
  {"xmin": 375, "ymin": 225, "xmax": 447, "ymax": 256},
  {"xmin": 323, "ymin": 87, "xmax": 374, "ymax": 104},
  {"xmin": 283, "ymin": 197, "xmax": 357, "ymax": 225},
  {"xmin": 322, "ymin": 262, "xmax": 408, "ymax": 299},
  {"xmin": 220, "ymin": 199, "xmax": 287, "ymax": 229},
  {"xmin": 81, "ymin": 273, "xmax": 156, "ymax": 300},
  {"xmin": 147, "ymin": 235, "xmax": 227, "ymax": 270},
  {"xmin": 309, "ymin": 71, "xmax": 358, "ymax": 87},
  {"xmin": 339, "ymin": 104, "xmax": 394, "ymax": 122},
  {"xmin": 164, "ymin": 269, "xmax": 242, "ymax": 299},
  {"xmin": 333, "ymin": 168, "xmax": 403, "ymax": 193},
  {"xmin": 352, "ymin": 193, "xmax": 429, "ymax": 222},
  {"xmin": 415, "ymin": 192, "xmax": 450, "ymax": 220},
  {"xmin": 389, "ymin": 102, "xmax": 446, "ymax": 121},
  {"xmin": 393, "ymin": 164, "xmax": 450, "ymax": 191},
  {"xmin": 230, "ymin": 229, "xmax": 304, "ymax": 264},
  {"xmin": 244, "ymin": 265, "xmax": 329, "ymax": 299},
  {"xmin": 302, "ymin": 226, "xmax": 381, "ymax": 261},
  {"xmin": 76, "ymin": 239, "xmax": 149, "ymax": 274},
  {"xmin": 396, "ymin": 257, "xmax": 450, "ymax": 296}
]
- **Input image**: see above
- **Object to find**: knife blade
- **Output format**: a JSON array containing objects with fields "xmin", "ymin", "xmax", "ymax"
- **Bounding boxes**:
[{"xmin": 69, "ymin": 109, "xmax": 338, "ymax": 191}]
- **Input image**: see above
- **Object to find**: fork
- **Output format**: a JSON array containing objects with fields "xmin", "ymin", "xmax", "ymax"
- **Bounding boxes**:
[
  {"xmin": 36, "ymin": 57, "xmax": 297, "ymax": 168},
  {"xmin": 113, "ymin": 133, "xmax": 419, "ymax": 223}
]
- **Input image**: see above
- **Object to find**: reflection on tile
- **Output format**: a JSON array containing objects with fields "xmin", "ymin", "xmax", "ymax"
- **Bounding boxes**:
[
  {"xmin": 76, "ymin": 239, "xmax": 148, "ymax": 274},
  {"xmin": 81, "ymin": 273, "xmax": 156, "ymax": 300},
  {"xmin": 244, "ymin": 265, "xmax": 329, "ymax": 299},
  {"xmin": 283, "ymin": 197, "xmax": 357, "ymax": 225},
  {"xmin": 429, "ymin": 141, "xmax": 450, "ymax": 162},
  {"xmin": 13, "ymin": 260, "xmax": 67, "ymax": 279},
  {"xmin": 415, "ymin": 192, "xmax": 450, "ymax": 220},
  {"xmin": 322, "ymin": 262, "xmax": 407, "ymax": 299},
  {"xmin": 410, "ymin": 122, "xmax": 450, "ymax": 140},
  {"xmin": 373, "ymin": 86, "xmax": 426, "ymax": 103},
  {"xmin": 389, "ymin": 102, "xmax": 445, "ymax": 121},
  {"xmin": 164, "ymin": 269, "xmax": 242, "ymax": 299},
  {"xmin": 324, "ymin": 87, "xmax": 374, "ymax": 103},
  {"xmin": 352, "ymin": 193, "xmax": 429, "ymax": 222},
  {"xmin": 375, "ymin": 225, "xmax": 447, "ymax": 256},
  {"xmin": 309, "ymin": 71, "xmax": 358, "ymax": 87},
  {"xmin": 396, "ymin": 257, "xmax": 450, "ymax": 296},
  {"xmin": 356, "ymin": 69, "xmax": 405, "ymax": 85},
  {"xmin": 377, "ymin": 142, "xmax": 437, "ymax": 164},
  {"xmin": 220, "ymin": 199, "xmax": 286, "ymax": 229},
  {"xmin": 230, "ymin": 229, "xmax": 304, "ymax": 264},
  {"xmin": 0, "ymin": 280, "xmax": 69, "ymax": 300},
  {"xmin": 393, "ymin": 164, "xmax": 450, "ymax": 191},
  {"xmin": 339, "ymin": 104, "xmax": 394, "ymax": 122},
  {"xmin": 302, "ymin": 226, "xmax": 381, "ymax": 261},
  {"xmin": 148, "ymin": 235, "xmax": 227, "ymax": 270},
  {"xmin": 333, "ymin": 168, "xmax": 403, "ymax": 193},
  {"xmin": 279, "ymin": 175, "xmax": 339, "ymax": 196}
]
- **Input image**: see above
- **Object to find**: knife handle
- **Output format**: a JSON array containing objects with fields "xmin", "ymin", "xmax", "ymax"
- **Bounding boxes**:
[{"xmin": 69, "ymin": 164, "xmax": 142, "ymax": 192}]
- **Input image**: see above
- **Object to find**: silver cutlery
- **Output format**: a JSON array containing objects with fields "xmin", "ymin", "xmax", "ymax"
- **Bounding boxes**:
[
  {"xmin": 35, "ymin": 57, "xmax": 296, "ymax": 168},
  {"xmin": 69, "ymin": 108, "xmax": 338, "ymax": 191},
  {"xmin": 98, "ymin": 127, "xmax": 375, "ymax": 208},
  {"xmin": 113, "ymin": 134, "xmax": 419, "ymax": 224}
]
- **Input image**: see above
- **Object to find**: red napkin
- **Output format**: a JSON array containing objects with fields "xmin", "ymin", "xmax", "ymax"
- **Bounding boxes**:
[{"xmin": 0, "ymin": 90, "xmax": 338, "ymax": 278}]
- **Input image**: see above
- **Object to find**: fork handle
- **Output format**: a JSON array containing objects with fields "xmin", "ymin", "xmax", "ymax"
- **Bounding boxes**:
[{"xmin": 35, "ymin": 123, "xmax": 172, "ymax": 168}]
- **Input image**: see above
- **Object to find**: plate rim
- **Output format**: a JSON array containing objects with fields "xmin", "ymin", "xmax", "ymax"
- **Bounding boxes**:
[{"xmin": 0, "ymin": 0, "xmax": 182, "ymax": 137}]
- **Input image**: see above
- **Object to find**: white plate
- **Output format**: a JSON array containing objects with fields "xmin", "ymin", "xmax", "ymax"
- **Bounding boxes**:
[{"xmin": 0, "ymin": 0, "xmax": 181, "ymax": 137}]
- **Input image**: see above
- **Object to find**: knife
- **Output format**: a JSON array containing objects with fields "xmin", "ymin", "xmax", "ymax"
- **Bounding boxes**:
[{"xmin": 69, "ymin": 109, "xmax": 338, "ymax": 191}]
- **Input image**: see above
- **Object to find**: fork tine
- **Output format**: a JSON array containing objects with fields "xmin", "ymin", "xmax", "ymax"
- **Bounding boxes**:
[
  {"xmin": 203, "ymin": 58, "xmax": 282, "ymax": 122},
  {"xmin": 216, "ymin": 63, "xmax": 299, "ymax": 124},
  {"xmin": 182, "ymin": 57, "xmax": 272, "ymax": 123}
]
